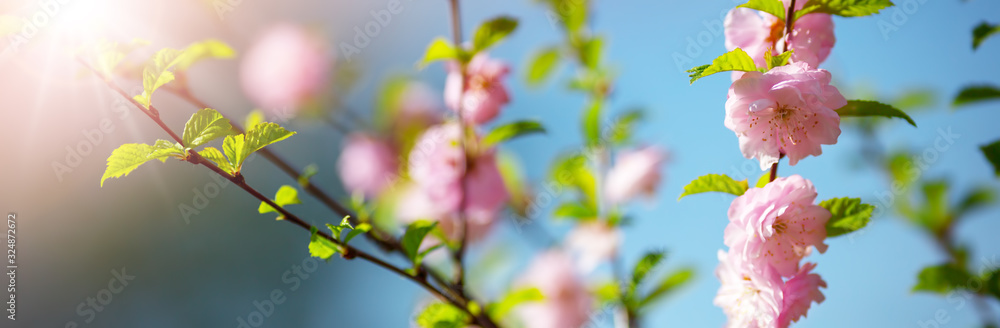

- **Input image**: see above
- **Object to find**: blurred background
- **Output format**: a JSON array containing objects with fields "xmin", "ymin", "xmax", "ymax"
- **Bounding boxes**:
[{"xmin": 1, "ymin": 0, "xmax": 999, "ymax": 327}]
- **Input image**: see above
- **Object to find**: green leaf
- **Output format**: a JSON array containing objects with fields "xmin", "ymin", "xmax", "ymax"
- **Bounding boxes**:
[
  {"xmin": 173, "ymin": 39, "xmax": 235, "ymax": 70},
  {"xmin": 953, "ymin": 85, "xmax": 1000, "ymax": 107},
  {"xmin": 632, "ymin": 250, "xmax": 666, "ymax": 287},
  {"xmin": 134, "ymin": 48, "xmax": 185, "ymax": 108},
  {"xmin": 755, "ymin": 173, "xmax": 771, "ymax": 188},
  {"xmin": 765, "ymin": 49, "xmax": 794, "ymax": 70},
  {"xmin": 837, "ymin": 100, "xmax": 916, "ymax": 127},
  {"xmin": 819, "ymin": 197, "xmax": 875, "ymax": 237},
  {"xmin": 419, "ymin": 37, "xmax": 459, "ymax": 67},
  {"xmin": 795, "ymin": 0, "xmax": 894, "ymax": 21},
  {"xmin": 307, "ymin": 227, "xmax": 339, "ymax": 260},
  {"xmin": 973, "ymin": 21, "xmax": 1000, "ymax": 50},
  {"xmin": 198, "ymin": 147, "xmax": 235, "ymax": 174},
  {"xmin": 956, "ymin": 186, "xmax": 995, "ymax": 218},
  {"xmin": 891, "ymin": 88, "xmax": 936, "ymax": 111},
  {"xmin": 918, "ymin": 180, "xmax": 951, "ymax": 232},
  {"xmin": 550, "ymin": 154, "xmax": 598, "ymax": 206},
  {"xmin": 482, "ymin": 120, "xmax": 546, "ymax": 147},
  {"xmin": 553, "ymin": 202, "xmax": 597, "ymax": 219},
  {"xmin": 678, "ymin": 174, "xmax": 749, "ymax": 200},
  {"xmin": 401, "ymin": 220, "xmax": 439, "ymax": 264},
  {"xmin": 913, "ymin": 263, "xmax": 972, "ymax": 294},
  {"xmin": 583, "ymin": 100, "xmax": 602, "ymax": 147},
  {"xmin": 183, "ymin": 108, "xmax": 235, "ymax": 148},
  {"xmin": 472, "ymin": 16, "xmax": 518, "ymax": 52},
  {"xmin": 298, "ymin": 164, "xmax": 319, "ymax": 187},
  {"xmin": 244, "ymin": 109, "xmax": 265, "ymax": 131},
  {"xmin": 344, "ymin": 223, "xmax": 371, "ymax": 244},
  {"xmin": 526, "ymin": 46, "xmax": 561, "ymax": 86},
  {"xmin": 579, "ymin": 36, "xmax": 603, "ymax": 70},
  {"xmin": 639, "ymin": 267, "xmax": 694, "ymax": 308},
  {"xmin": 608, "ymin": 109, "xmax": 644, "ymax": 146},
  {"xmin": 258, "ymin": 185, "xmax": 302, "ymax": 215},
  {"xmin": 100, "ymin": 141, "xmax": 183, "ymax": 187},
  {"xmin": 687, "ymin": 48, "xmax": 760, "ymax": 84},
  {"xmin": 415, "ymin": 302, "xmax": 469, "ymax": 328},
  {"xmin": 737, "ymin": 0, "xmax": 786, "ymax": 21},
  {"xmin": 488, "ymin": 287, "xmax": 544, "ymax": 319},
  {"xmin": 981, "ymin": 139, "xmax": 1000, "ymax": 177},
  {"xmin": 224, "ymin": 123, "xmax": 296, "ymax": 171}
]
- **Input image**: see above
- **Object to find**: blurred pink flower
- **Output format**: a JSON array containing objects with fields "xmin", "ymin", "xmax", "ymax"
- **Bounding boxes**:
[
  {"xmin": 517, "ymin": 251, "xmax": 592, "ymax": 328},
  {"xmin": 394, "ymin": 184, "xmax": 495, "ymax": 245},
  {"xmin": 724, "ymin": 1, "xmax": 835, "ymax": 79},
  {"xmin": 604, "ymin": 146, "xmax": 667, "ymax": 205},
  {"xmin": 724, "ymin": 62, "xmax": 846, "ymax": 169},
  {"xmin": 724, "ymin": 175, "xmax": 830, "ymax": 277},
  {"xmin": 240, "ymin": 23, "xmax": 330, "ymax": 116},
  {"xmin": 777, "ymin": 262, "xmax": 826, "ymax": 327},
  {"xmin": 337, "ymin": 133, "xmax": 397, "ymax": 197},
  {"xmin": 714, "ymin": 250, "xmax": 783, "ymax": 328},
  {"xmin": 444, "ymin": 54, "xmax": 511, "ymax": 125},
  {"xmin": 565, "ymin": 221, "xmax": 621, "ymax": 273},
  {"xmin": 396, "ymin": 81, "xmax": 443, "ymax": 127}
]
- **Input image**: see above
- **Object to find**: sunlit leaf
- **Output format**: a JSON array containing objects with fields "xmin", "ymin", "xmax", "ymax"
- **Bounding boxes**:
[
  {"xmin": 678, "ymin": 174, "xmax": 749, "ymax": 200},
  {"xmin": 819, "ymin": 197, "xmax": 875, "ymax": 237},
  {"xmin": 837, "ymin": 100, "xmax": 916, "ymax": 127},
  {"xmin": 737, "ymin": 0, "xmax": 786, "ymax": 20},
  {"xmin": 913, "ymin": 263, "xmax": 971, "ymax": 294},
  {"xmin": 526, "ymin": 46, "xmax": 561, "ymax": 86},
  {"xmin": 182, "ymin": 108, "xmax": 235, "ymax": 148},
  {"xmin": 258, "ymin": 185, "xmax": 302, "ymax": 215},
  {"xmin": 482, "ymin": 120, "xmax": 546, "ymax": 147},
  {"xmin": 687, "ymin": 48, "xmax": 760, "ymax": 84},
  {"xmin": 472, "ymin": 16, "xmax": 518, "ymax": 52},
  {"xmin": 795, "ymin": 0, "xmax": 894, "ymax": 20},
  {"xmin": 100, "ymin": 141, "xmax": 183, "ymax": 187}
]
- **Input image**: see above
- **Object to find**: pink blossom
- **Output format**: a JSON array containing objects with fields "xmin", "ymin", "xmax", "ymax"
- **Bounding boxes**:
[
  {"xmin": 394, "ymin": 185, "xmax": 496, "ymax": 244},
  {"xmin": 337, "ymin": 133, "xmax": 397, "ymax": 197},
  {"xmin": 444, "ymin": 54, "xmax": 511, "ymax": 125},
  {"xmin": 724, "ymin": 175, "xmax": 830, "ymax": 277},
  {"xmin": 777, "ymin": 262, "xmax": 826, "ymax": 327},
  {"xmin": 724, "ymin": 62, "xmax": 846, "ymax": 169},
  {"xmin": 565, "ymin": 221, "xmax": 621, "ymax": 273},
  {"xmin": 604, "ymin": 146, "xmax": 667, "ymax": 205},
  {"xmin": 396, "ymin": 81, "xmax": 443, "ymax": 127},
  {"xmin": 516, "ymin": 251, "xmax": 592, "ymax": 328},
  {"xmin": 714, "ymin": 250, "xmax": 783, "ymax": 328},
  {"xmin": 724, "ymin": 1, "xmax": 835, "ymax": 79},
  {"xmin": 241, "ymin": 23, "xmax": 330, "ymax": 116}
]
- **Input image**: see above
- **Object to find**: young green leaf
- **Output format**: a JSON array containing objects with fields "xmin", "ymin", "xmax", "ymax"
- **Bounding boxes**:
[
  {"xmin": 632, "ymin": 250, "xmax": 666, "ymax": 287},
  {"xmin": 222, "ymin": 135, "xmax": 247, "ymax": 172},
  {"xmin": 913, "ymin": 263, "xmax": 972, "ymax": 294},
  {"xmin": 639, "ymin": 267, "xmax": 695, "ymax": 308},
  {"xmin": 583, "ymin": 100, "xmax": 602, "ymax": 147},
  {"xmin": 819, "ymin": 197, "xmax": 875, "ymax": 237},
  {"xmin": 687, "ymin": 48, "xmax": 760, "ymax": 84},
  {"xmin": 952, "ymin": 85, "xmax": 1000, "ymax": 107},
  {"xmin": 764, "ymin": 49, "xmax": 793, "ymax": 70},
  {"xmin": 482, "ymin": 120, "xmax": 546, "ymax": 147},
  {"xmin": 307, "ymin": 227, "xmax": 339, "ymax": 260},
  {"xmin": 173, "ymin": 39, "xmax": 235, "ymax": 70},
  {"xmin": 198, "ymin": 147, "xmax": 235, "ymax": 174},
  {"xmin": 134, "ymin": 48, "xmax": 185, "ymax": 108},
  {"xmin": 981, "ymin": 140, "xmax": 1000, "ymax": 177},
  {"xmin": 608, "ymin": 109, "xmax": 644, "ymax": 146},
  {"xmin": 419, "ymin": 37, "xmax": 459, "ymax": 67},
  {"xmin": 837, "ymin": 100, "xmax": 916, "ymax": 127},
  {"xmin": 344, "ymin": 223, "xmax": 371, "ymax": 244},
  {"xmin": 794, "ymin": 0, "xmax": 894, "ymax": 21},
  {"xmin": 100, "ymin": 141, "xmax": 183, "ymax": 187},
  {"xmin": 550, "ymin": 154, "xmax": 598, "ymax": 206},
  {"xmin": 737, "ymin": 0, "xmax": 786, "ymax": 21},
  {"xmin": 552, "ymin": 202, "xmax": 597, "ymax": 219},
  {"xmin": 755, "ymin": 173, "xmax": 771, "ymax": 188},
  {"xmin": 182, "ymin": 108, "xmax": 235, "ymax": 148},
  {"xmin": 973, "ymin": 22, "xmax": 1000, "ymax": 50},
  {"xmin": 487, "ymin": 288, "xmax": 544, "ymax": 319},
  {"xmin": 526, "ymin": 46, "xmax": 561, "ymax": 86},
  {"xmin": 224, "ymin": 123, "xmax": 296, "ymax": 171},
  {"xmin": 258, "ymin": 185, "xmax": 302, "ymax": 215},
  {"xmin": 244, "ymin": 109, "xmax": 266, "ymax": 131},
  {"xmin": 298, "ymin": 164, "xmax": 319, "ymax": 187},
  {"xmin": 401, "ymin": 220, "xmax": 439, "ymax": 263},
  {"xmin": 579, "ymin": 36, "xmax": 603, "ymax": 70},
  {"xmin": 678, "ymin": 174, "xmax": 749, "ymax": 200},
  {"xmin": 472, "ymin": 16, "xmax": 518, "ymax": 52},
  {"xmin": 415, "ymin": 302, "xmax": 469, "ymax": 328}
]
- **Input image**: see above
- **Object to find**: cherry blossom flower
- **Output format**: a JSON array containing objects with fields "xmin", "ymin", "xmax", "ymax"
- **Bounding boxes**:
[
  {"xmin": 724, "ymin": 62, "xmax": 846, "ymax": 169},
  {"xmin": 241, "ymin": 23, "xmax": 330, "ymax": 116},
  {"xmin": 444, "ymin": 53, "xmax": 511, "ymax": 125},
  {"xmin": 777, "ymin": 262, "xmax": 827, "ymax": 327},
  {"xmin": 604, "ymin": 146, "xmax": 667, "ymax": 205},
  {"xmin": 516, "ymin": 251, "xmax": 593, "ymax": 328},
  {"xmin": 724, "ymin": 0, "xmax": 835, "ymax": 80},
  {"xmin": 724, "ymin": 175, "xmax": 830, "ymax": 277},
  {"xmin": 714, "ymin": 250, "xmax": 783, "ymax": 328},
  {"xmin": 565, "ymin": 221, "xmax": 622, "ymax": 273},
  {"xmin": 337, "ymin": 133, "xmax": 398, "ymax": 197}
]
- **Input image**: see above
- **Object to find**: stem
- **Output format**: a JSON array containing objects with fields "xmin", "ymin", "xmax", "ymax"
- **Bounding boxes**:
[
  {"xmin": 80, "ymin": 58, "xmax": 491, "ymax": 326},
  {"xmin": 783, "ymin": 0, "xmax": 796, "ymax": 53},
  {"xmin": 769, "ymin": 162, "xmax": 779, "ymax": 182},
  {"xmin": 447, "ymin": 0, "xmax": 470, "ymax": 295}
]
